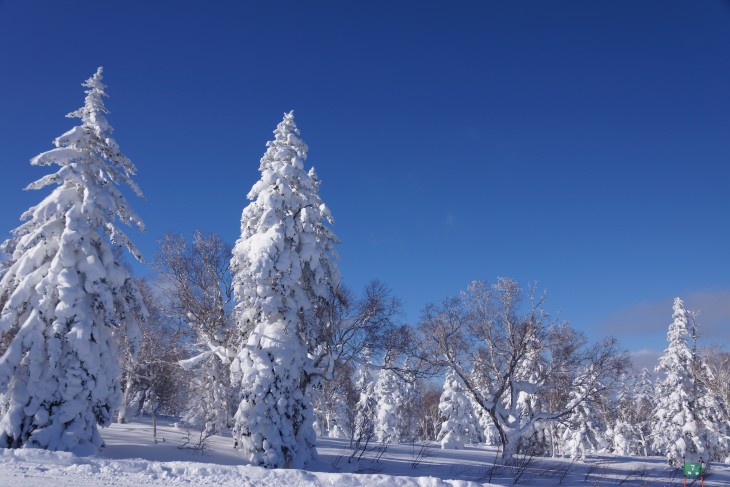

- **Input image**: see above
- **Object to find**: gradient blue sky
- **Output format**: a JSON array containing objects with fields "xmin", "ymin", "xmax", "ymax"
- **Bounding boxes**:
[{"xmin": 1, "ymin": 1, "xmax": 729, "ymax": 363}]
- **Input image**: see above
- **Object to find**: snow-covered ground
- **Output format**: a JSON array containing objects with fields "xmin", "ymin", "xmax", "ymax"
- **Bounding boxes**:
[{"xmin": 1, "ymin": 417, "xmax": 728, "ymax": 486}]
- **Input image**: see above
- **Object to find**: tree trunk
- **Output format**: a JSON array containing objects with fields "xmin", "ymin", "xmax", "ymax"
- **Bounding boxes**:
[{"xmin": 117, "ymin": 376, "xmax": 134, "ymax": 424}]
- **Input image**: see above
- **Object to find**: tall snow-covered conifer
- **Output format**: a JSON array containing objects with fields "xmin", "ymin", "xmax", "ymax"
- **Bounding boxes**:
[
  {"xmin": 373, "ymin": 363, "xmax": 407, "ymax": 444},
  {"xmin": 230, "ymin": 112, "xmax": 339, "ymax": 468},
  {"xmin": 0, "ymin": 68, "xmax": 146, "ymax": 453},
  {"xmin": 651, "ymin": 297, "xmax": 728, "ymax": 464}
]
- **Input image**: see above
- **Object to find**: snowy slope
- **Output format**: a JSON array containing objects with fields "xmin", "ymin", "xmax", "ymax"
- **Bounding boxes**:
[{"xmin": 1, "ymin": 417, "xmax": 729, "ymax": 486}]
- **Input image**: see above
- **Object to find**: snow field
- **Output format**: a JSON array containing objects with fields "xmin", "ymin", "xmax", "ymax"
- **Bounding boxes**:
[{"xmin": 3, "ymin": 417, "xmax": 729, "ymax": 486}]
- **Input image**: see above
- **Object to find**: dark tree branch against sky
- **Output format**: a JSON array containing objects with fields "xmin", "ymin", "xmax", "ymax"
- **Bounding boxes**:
[{"xmin": 1, "ymin": 0, "xmax": 728, "ymax": 361}]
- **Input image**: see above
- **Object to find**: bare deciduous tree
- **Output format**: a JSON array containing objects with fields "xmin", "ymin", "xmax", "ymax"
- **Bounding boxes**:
[
  {"xmin": 416, "ymin": 384, "xmax": 442, "ymax": 441},
  {"xmin": 153, "ymin": 232, "xmax": 235, "ymax": 434},
  {"xmin": 117, "ymin": 279, "xmax": 187, "ymax": 423},
  {"xmin": 417, "ymin": 277, "xmax": 627, "ymax": 459},
  {"xmin": 306, "ymin": 280, "xmax": 402, "ymax": 384}
]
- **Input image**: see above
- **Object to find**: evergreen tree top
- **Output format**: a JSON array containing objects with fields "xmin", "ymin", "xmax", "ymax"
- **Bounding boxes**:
[
  {"xmin": 248, "ymin": 111, "xmax": 323, "ymax": 212},
  {"xmin": 15, "ymin": 67, "xmax": 145, "ymax": 261},
  {"xmin": 67, "ymin": 67, "xmax": 111, "ymax": 133},
  {"xmin": 231, "ymin": 110, "xmax": 340, "ymax": 336},
  {"xmin": 265, "ymin": 110, "xmax": 307, "ymax": 162},
  {"xmin": 655, "ymin": 296, "xmax": 694, "ymax": 387},
  {"xmin": 668, "ymin": 297, "xmax": 690, "ymax": 342}
]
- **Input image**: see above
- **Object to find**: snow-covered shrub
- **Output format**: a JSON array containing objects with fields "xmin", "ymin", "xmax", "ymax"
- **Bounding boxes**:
[{"xmin": 437, "ymin": 368, "xmax": 478, "ymax": 449}]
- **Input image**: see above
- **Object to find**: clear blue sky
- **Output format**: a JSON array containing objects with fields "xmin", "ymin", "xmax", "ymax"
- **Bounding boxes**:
[{"xmin": 1, "ymin": 1, "xmax": 729, "ymax": 364}]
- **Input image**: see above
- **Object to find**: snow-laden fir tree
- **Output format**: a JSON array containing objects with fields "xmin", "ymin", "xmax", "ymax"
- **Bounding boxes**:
[
  {"xmin": 0, "ymin": 68, "xmax": 146, "ymax": 453},
  {"xmin": 468, "ymin": 357, "xmax": 499, "ymax": 446},
  {"xmin": 230, "ymin": 111, "xmax": 340, "ymax": 468},
  {"xmin": 701, "ymin": 346, "xmax": 730, "ymax": 430},
  {"xmin": 651, "ymin": 297, "xmax": 729, "ymax": 465},
  {"xmin": 561, "ymin": 366, "xmax": 608, "ymax": 461},
  {"xmin": 470, "ymin": 397, "xmax": 500, "ymax": 445},
  {"xmin": 373, "ymin": 360, "xmax": 407, "ymax": 444},
  {"xmin": 509, "ymin": 325, "xmax": 554, "ymax": 456},
  {"xmin": 352, "ymin": 359, "xmax": 377, "ymax": 447},
  {"xmin": 437, "ymin": 368, "xmax": 478, "ymax": 449}
]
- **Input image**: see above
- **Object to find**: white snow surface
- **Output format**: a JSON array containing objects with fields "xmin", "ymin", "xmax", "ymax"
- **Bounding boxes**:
[{"xmin": 2, "ymin": 416, "xmax": 730, "ymax": 486}]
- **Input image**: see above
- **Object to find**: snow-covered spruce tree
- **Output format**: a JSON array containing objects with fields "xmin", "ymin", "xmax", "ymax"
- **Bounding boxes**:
[
  {"xmin": 373, "ymin": 359, "xmax": 408, "ymax": 444},
  {"xmin": 561, "ymin": 366, "xmax": 608, "ymax": 460},
  {"xmin": 352, "ymin": 359, "xmax": 377, "ymax": 447},
  {"xmin": 437, "ymin": 368, "xmax": 478, "ymax": 449},
  {"xmin": 230, "ymin": 111, "xmax": 340, "ymax": 468},
  {"xmin": 651, "ymin": 297, "xmax": 728, "ymax": 465},
  {"xmin": 471, "ymin": 397, "xmax": 500, "ymax": 445},
  {"xmin": 0, "ymin": 68, "xmax": 146, "ymax": 453},
  {"xmin": 468, "ymin": 357, "xmax": 499, "ymax": 446},
  {"xmin": 692, "ymin": 352, "xmax": 730, "ymax": 463}
]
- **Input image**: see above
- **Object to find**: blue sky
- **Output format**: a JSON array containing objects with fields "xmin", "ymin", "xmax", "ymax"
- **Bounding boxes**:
[{"xmin": 1, "ymin": 1, "xmax": 729, "ymax": 363}]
